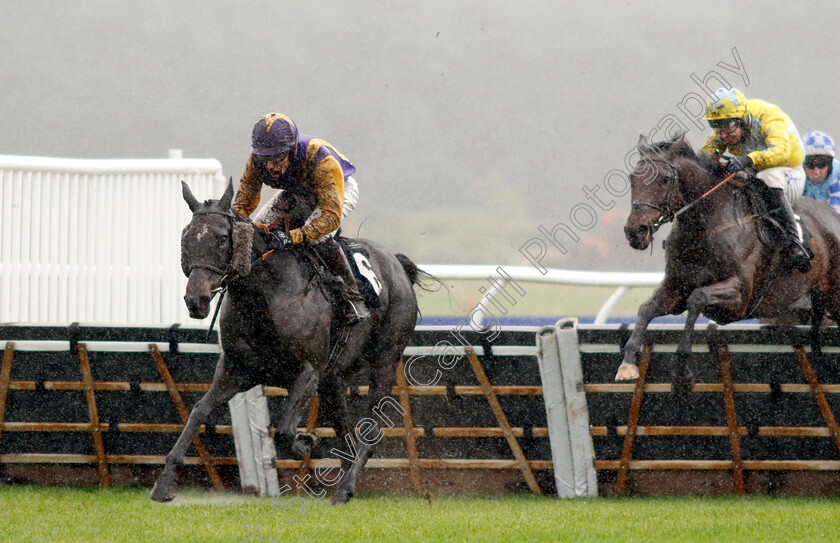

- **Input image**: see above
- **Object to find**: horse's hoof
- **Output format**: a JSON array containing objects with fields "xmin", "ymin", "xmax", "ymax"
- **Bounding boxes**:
[
  {"xmin": 291, "ymin": 433, "xmax": 321, "ymax": 460},
  {"xmin": 615, "ymin": 363, "xmax": 639, "ymax": 381},
  {"xmin": 330, "ymin": 488, "xmax": 354, "ymax": 505},
  {"xmin": 150, "ymin": 482, "xmax": 175, "ymax": 503}
]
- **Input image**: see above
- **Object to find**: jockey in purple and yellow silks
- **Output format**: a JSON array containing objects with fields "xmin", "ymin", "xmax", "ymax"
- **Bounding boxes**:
[
  {"xmin": 700, "ymin": 88, "xmax": 811, "ymax": 274},
  {"xmin": 232, "ymin": 113, "xmax": 370, "ymax": 325}
]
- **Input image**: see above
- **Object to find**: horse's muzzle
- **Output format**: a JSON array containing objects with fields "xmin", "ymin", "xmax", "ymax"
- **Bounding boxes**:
[
  {"xmin": 625, "ymin": 223, "xmax": 651, "ymax": 250},
  {"xmin": 184, "ymin": 270, "xmax": 219, "ymax": 319},
  {"xmin": 185, "ymin": 294, "xmax": 212, "ymax": 319}
]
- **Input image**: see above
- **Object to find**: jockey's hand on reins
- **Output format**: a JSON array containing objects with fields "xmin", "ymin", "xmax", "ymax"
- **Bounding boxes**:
[
  {"xmin": 265, "ymin": 230, "xmax": 291, "ymax": 250},
  {"xmin": 723, "ymin": 155, "xmax": 753, "ymax": 175}
]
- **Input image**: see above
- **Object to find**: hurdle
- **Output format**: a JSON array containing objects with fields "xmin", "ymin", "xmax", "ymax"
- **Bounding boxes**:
[{"xmin": 0, "ymin": 324, "xmax": 555, "ymax": 495}]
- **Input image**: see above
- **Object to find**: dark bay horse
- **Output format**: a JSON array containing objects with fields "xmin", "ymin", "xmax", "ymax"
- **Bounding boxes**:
[
  {"xmin": 150, "ymin": 180, "xmax": 421, "ymax": 504},
  {"xmin": 618, "ymin": 133, "xmax": 840, "ymax": 383}
]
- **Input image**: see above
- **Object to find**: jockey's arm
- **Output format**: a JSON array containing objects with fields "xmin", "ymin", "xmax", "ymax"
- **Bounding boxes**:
[
  {"xmin": 748, "ymin": 104, "xmax": 801, "ymax": 170},
  {"xmin": 289, "ymin": 156, "xmax": 345, "ymax": 244},
  {"xmin": 231, "ymin": 155, "xmax": 263, "ymax": 217},
  {"xmin": 700, "ymin": 135, "xmax": 727, "ymax": 158},
  {"xmin": 830, "ymin": 176, "xmax": 840, "ymax": 216}
]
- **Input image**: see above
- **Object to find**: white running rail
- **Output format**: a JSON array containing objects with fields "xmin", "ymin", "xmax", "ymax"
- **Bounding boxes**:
[
  {"xmin": 0, "ymin": 152, "xmax": 226, "ymax": 324},
  {"xmin": 417, "ymin": 265, "xmax": 664, "ymax": 324},
  {"xmin": 0, "ymin": 153, "xmax": 664, "ymax": 325}
]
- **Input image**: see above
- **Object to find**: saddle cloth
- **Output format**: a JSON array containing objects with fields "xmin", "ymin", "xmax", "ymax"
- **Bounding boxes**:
[{"xmin": 335, "ymin": 234, "xmax": 382, "ymax": 308}]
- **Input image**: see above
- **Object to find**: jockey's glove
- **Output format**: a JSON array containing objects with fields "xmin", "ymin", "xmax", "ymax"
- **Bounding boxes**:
[
  {"xmin": 265, "ymin": 230, "xmax": 292, "ymax": 250},
  {"xmin": 724, "ymin": 155, "xmax": 753, "ymax": 175}
]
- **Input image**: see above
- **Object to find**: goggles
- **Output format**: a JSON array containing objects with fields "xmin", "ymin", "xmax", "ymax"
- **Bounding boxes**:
[
  {"xmin": 708, "ymin": 118, "xmax": 740, "ymax": 130},
  {"xmin": 804, "ymin": 155, "xmax": 832, "ymax": 169},
  {"xmin": 253, "ymin": 152, "xmax": 290, "ymax": 166}
]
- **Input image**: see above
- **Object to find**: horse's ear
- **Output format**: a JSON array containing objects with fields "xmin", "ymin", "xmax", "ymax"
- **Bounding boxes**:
[
  {"xmin": 637, "ymin": 134, "xmax": 650, "ymax": 153},
  {"xmin": 218, "ymin": 177, "xmax": 235, "ymax": 210},
  {"xmin": 182, "ymin": 180, "xmax": 201, "ymax": 213}
]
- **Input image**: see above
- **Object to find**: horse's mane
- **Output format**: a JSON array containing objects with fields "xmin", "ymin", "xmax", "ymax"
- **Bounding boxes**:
[{"xmin": 648, "ymin": 133, "xmax": 720, "ymax": 177}]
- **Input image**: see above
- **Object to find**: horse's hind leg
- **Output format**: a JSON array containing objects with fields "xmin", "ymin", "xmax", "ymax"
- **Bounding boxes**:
[
  {"xmin": 330, "ymin": 345, "xmax": 402, "ymax": 505},
  {"xmin": 674, "ymin": 278, "xmax": 744, "ymax": 394},
  {"xmin": 274, "ymin": 363, "xmax": 320, "ymax": 460},
  {"xmin": 315, "ymin": 366, "xmax": 355, "ymax": 504},
  {"xmin": 151, "ymin": 356, "xmax": 243, "ymax": 502},
  {"xmin": 673, "ymin": 293, "xmax": 704, "ymax": 395}
]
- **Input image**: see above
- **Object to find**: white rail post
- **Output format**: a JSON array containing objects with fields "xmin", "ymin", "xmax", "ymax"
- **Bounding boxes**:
[
  {"xmin": 536, "ymin": 317, "xmax": 597, "ymax": 497},
  {"xmin": 228, "ymin": 391, "xmax": 260, "ymax": 493},
  {"xmin": 229, "ymin": 385, "xmax": 280, "ymax": 496},
  {"xmin": 536, "ymin": 324, "xmax": 576, "ymax": 497},
  {"xmin": 594, "ymin": 286, "xmax": 629, "ymax": 324}
]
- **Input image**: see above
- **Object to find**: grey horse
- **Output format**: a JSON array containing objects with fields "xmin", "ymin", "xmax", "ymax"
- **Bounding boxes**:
[{"xmin": 150, "ymin": 180, "xmax": 422, "ymax": 504}]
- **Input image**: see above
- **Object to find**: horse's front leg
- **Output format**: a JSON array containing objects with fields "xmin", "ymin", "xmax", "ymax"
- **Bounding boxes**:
[
  {"xmin": 616, "ymin": 283, "xmax": 685, "ymax": 381},
  {"xmin": 274, "ymin": 363, "xmax": 319, "ymax": 459},
  {"xmin": 151, "ymin": 355, "xmax": 244, "ymax": 502},
  {"xmin": 674, "ymin": 277, "xmax": 744, "ymax": 392}
]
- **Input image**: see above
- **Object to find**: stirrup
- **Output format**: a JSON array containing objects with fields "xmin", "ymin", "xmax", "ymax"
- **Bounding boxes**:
[
  {"xmin": 343, "ymin": 300, "xmax": 370, "ymax": 326},
  {"xmin": 785, "ymin": 244, "xmax": 812, "ymax": 274}
]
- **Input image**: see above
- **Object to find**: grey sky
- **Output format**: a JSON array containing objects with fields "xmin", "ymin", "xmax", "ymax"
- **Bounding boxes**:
[{"xmin": 2, "ymin": 1, "xmax": 837, "ymax": 269}]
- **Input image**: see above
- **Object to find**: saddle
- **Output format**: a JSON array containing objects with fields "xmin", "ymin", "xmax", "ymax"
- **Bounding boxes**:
[
  {"xmin": 267, "ymin": 194, "xmax": 382, "ymax": 309},
  {"xmin": 738, "ymin": 177, "xmax": 813, "ymax": 257}
]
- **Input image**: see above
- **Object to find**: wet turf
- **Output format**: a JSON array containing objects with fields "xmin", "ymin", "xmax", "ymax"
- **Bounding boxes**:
[{"xmin": 1, "ymin": 485, "xmax": 839, "ymax": 542}]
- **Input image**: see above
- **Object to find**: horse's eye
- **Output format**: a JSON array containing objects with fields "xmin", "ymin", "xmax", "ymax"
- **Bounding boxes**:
[
  {"xmin": 661, "ymin": 176, "xmax": 673, "ymax": 185},
  {"xmin": 219, "ymin": 235, "xmax": 229, "ymax": 244}
]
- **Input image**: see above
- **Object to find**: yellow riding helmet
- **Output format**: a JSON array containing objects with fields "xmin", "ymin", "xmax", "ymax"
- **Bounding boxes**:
[{"xmin": 705, "ymin": 87, "xmax": 748, "ymax": 124}]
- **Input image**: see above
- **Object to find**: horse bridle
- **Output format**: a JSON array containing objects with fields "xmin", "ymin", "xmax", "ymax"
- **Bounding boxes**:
[
  {"xmin": 187, "ymin": 208, "xmax": 238, "ymax": 279},
  {"xmin": 187, "ymin": 208, "xmax": 240, "ymax": 339},
  {"xmin": 631, "ymin": 156, "xmax": 744, "ymax": 238},
  {"xmin": 630, "ymin": 157, "xmax": 681, "ymax": 235},
  {"xmin": 186, "ymin": 207, "xmax": 307, "ymax": 339}
]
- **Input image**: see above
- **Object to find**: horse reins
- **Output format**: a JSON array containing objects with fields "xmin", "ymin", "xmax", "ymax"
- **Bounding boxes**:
[
  {"xmin": 632, "ymin": 156, "xmax": 741, "ymax": 235},
  {"xmin": 189, "ymin": 208, "xmax": 324, "ymax": 340}
]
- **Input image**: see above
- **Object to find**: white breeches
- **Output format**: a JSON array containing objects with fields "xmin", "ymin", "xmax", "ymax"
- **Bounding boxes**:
[{"xmin": 757, "ymin": 167, "xmax": 805, "ymax": 206}]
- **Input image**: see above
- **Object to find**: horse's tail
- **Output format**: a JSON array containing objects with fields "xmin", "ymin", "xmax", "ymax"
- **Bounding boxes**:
[{"xmin": 395, "ymin": 253, "xmax": 439, "ymax": 292}]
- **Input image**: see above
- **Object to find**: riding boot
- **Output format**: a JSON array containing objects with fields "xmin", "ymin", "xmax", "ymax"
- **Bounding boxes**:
[
  {"xmin": 765, "ymin": 188, "xmax": 812, "ymax": 274},
  {"xmin": 314, "ymin": 239, "xmax": 371, "ymax": 325}
]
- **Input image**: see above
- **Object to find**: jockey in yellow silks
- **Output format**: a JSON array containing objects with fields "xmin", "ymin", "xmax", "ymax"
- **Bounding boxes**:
[{"xmin": 700, "ymin": 88, "xmax": 811, "ymax": 273}]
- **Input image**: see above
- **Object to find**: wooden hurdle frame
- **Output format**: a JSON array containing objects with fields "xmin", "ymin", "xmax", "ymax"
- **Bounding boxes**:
[
  {"xmin": 580, "ymin": 322, "xmax": 840, "ymax": 496},
  {"xmin": 0, "ymin": 325, "xmax": 552, "ymax": 495},
  {"xmin": 5, "ymin": 322, "xmax": 840, "ymax": 497}
]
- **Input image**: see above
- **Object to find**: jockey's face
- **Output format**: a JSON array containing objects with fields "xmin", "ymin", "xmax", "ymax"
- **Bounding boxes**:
[
  {"xmin": 805, "ymin": 164, "xmax": 830, "ymax": 184},
  {"xmin": 804, "ymin": 155, "xmax": 832, "ymax": 183},
  {"xmin": 260, "ymin": 154, "xmax": 291, "ymax": 178},
  {"xmin": 716, "ymin": 123, "xmax": 743, "ymax": 146}
]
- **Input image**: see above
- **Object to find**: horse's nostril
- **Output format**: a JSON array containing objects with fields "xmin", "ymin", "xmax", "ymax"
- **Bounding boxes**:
[{"xmin": 198, "ymin": 296, "xmax": 211, "ymax": 307}]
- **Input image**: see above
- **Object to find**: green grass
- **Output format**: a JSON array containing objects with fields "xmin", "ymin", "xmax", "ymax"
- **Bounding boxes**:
[
  {"xmin": 416, "ymin": 281, "xmax": 656, "ymax": 320},
  {"xmin": 1, "ymin": 486, "xmax": 839, "ymax": 542}
]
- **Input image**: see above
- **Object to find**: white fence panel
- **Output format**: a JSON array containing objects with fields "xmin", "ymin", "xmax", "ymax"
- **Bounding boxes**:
[{"xmin": 0, "ymin": 154, "xmax": 226, "ymax": 324}]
